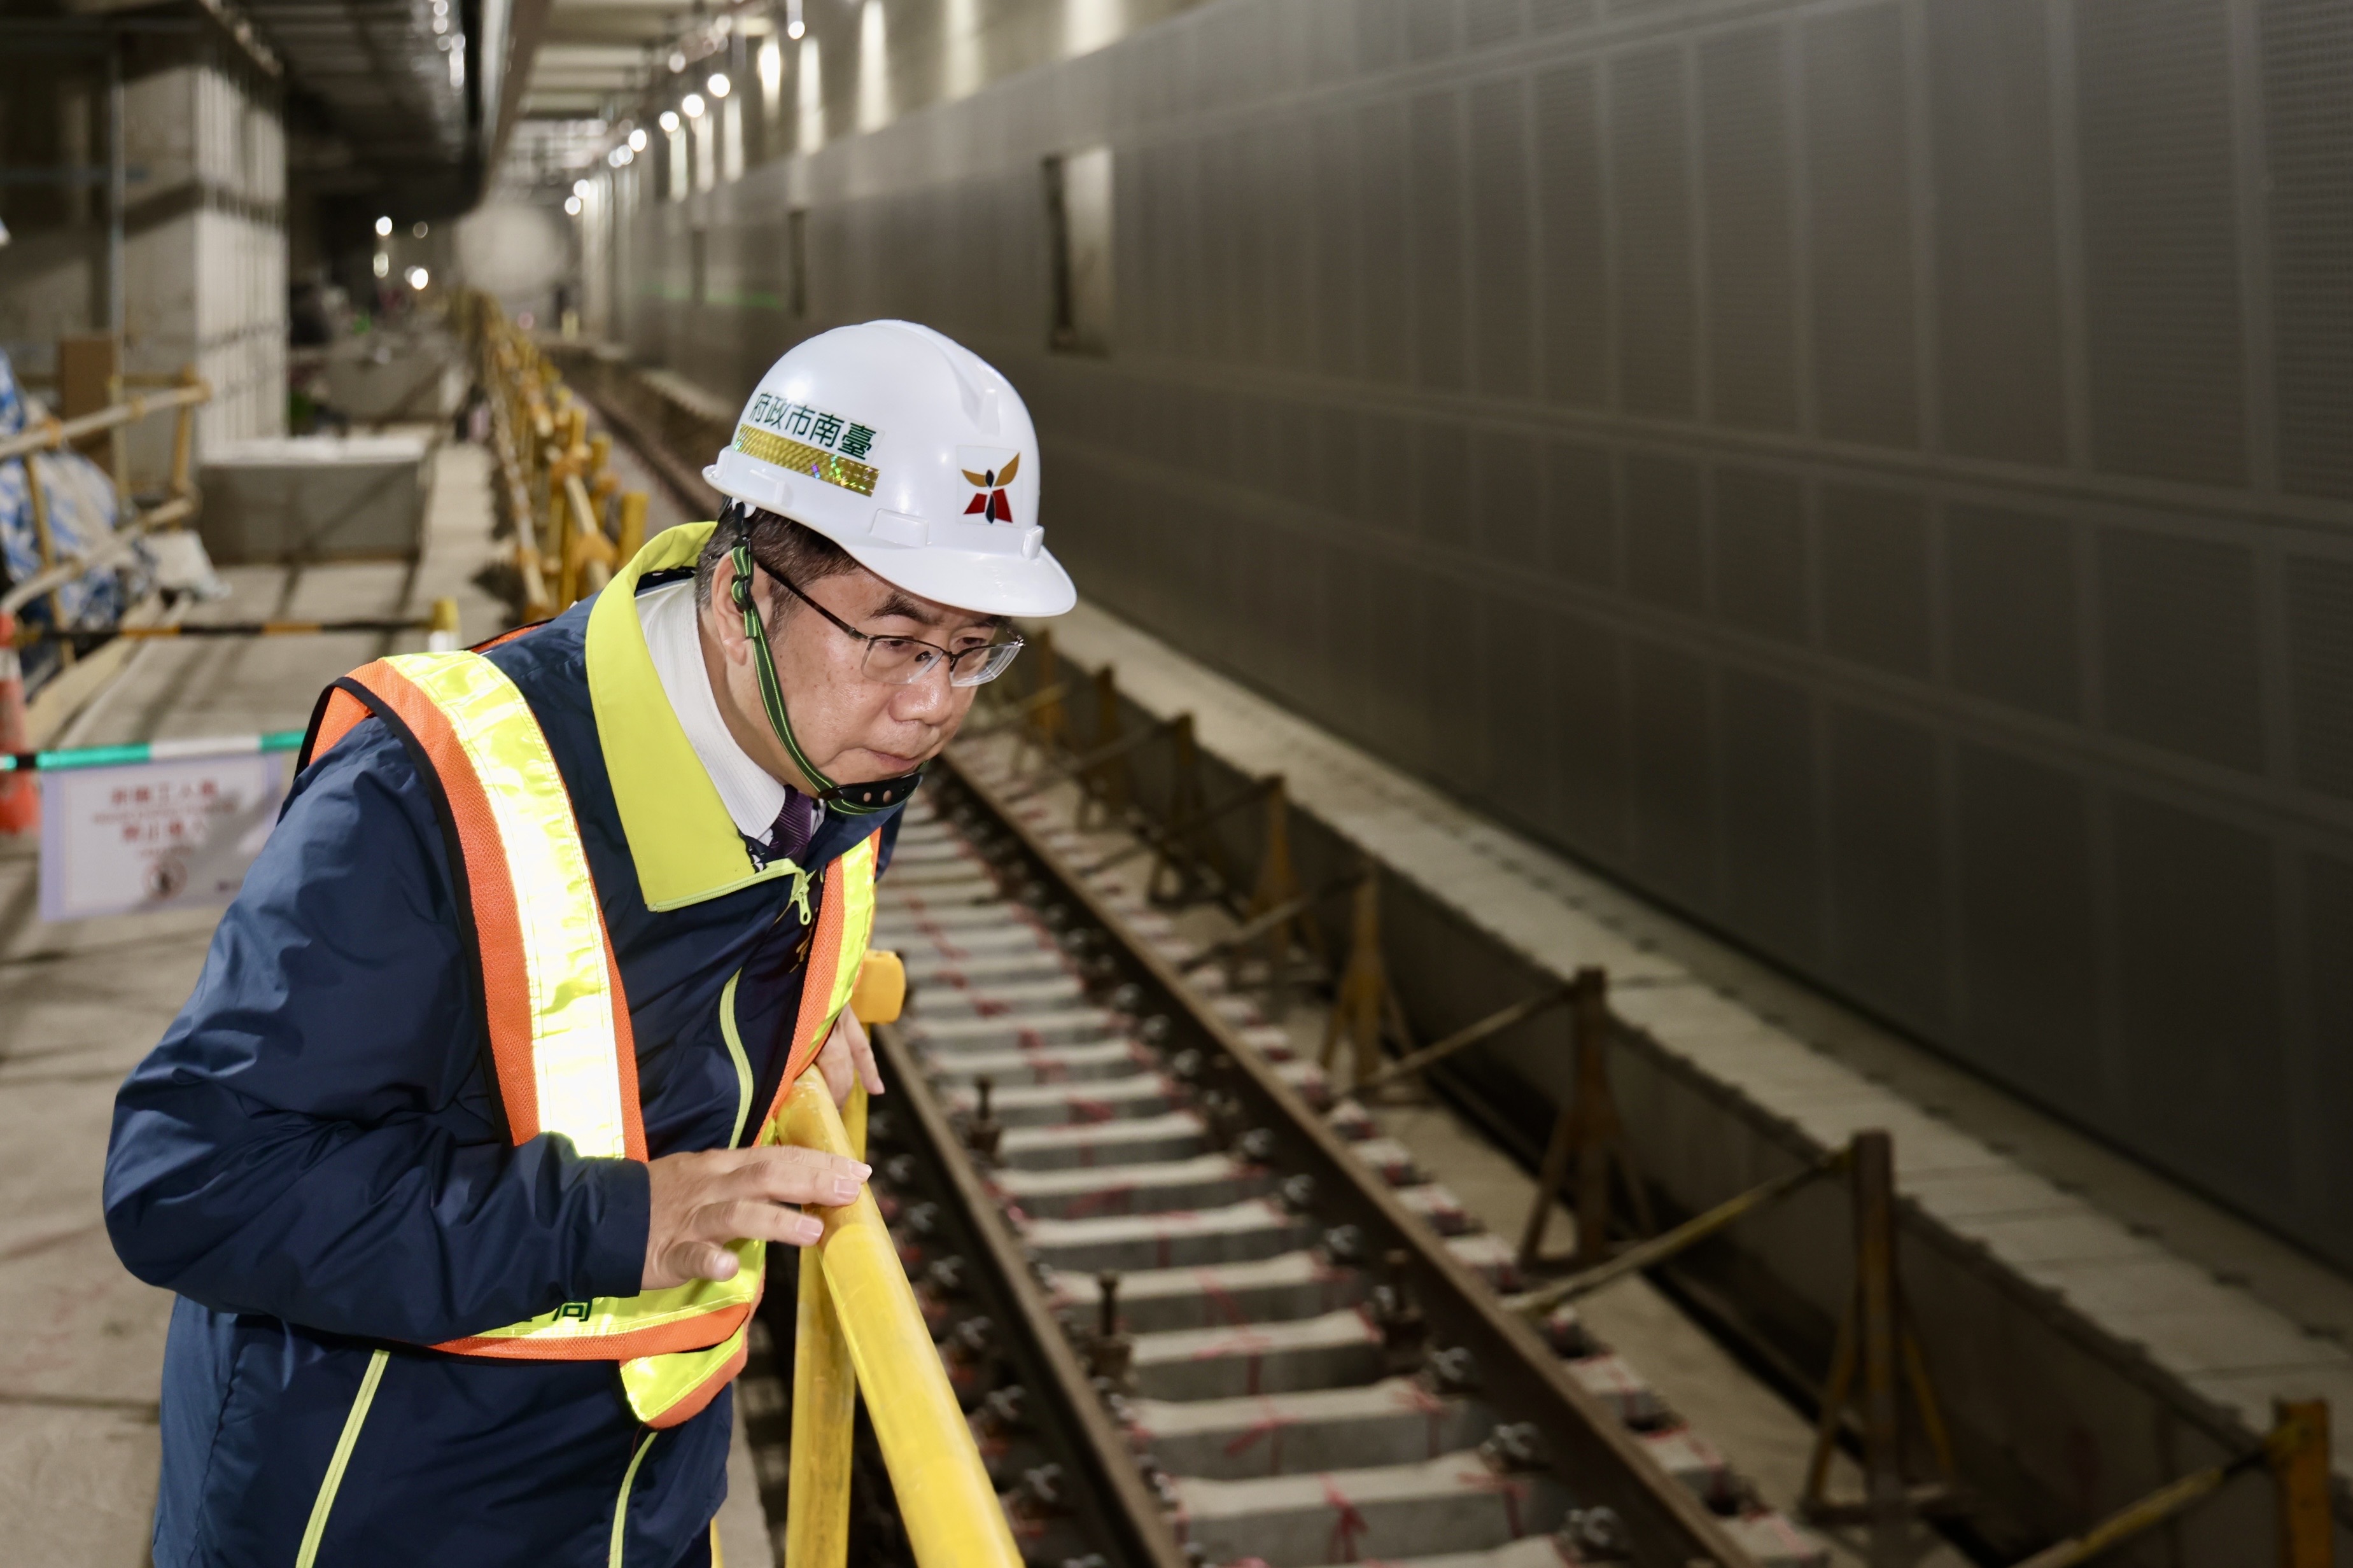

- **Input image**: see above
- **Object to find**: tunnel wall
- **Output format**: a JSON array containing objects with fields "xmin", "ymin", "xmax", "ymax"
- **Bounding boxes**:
[{"xmin": 610, "ymin": 0, "xmax": 2353, "ymax": 1270}]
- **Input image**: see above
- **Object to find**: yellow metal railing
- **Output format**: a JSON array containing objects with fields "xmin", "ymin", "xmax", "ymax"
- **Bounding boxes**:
[
  {"xmin": 775, "ymin": 949, "xmax": 1014, "ymax": 1568},
  {"xmin": 461, "ymin": 294, "xmax": 647, "ymax": 622},
  {"xmin": 777, "ymin": 1068, "xmax": 1021, "ymax": 1568},
  {"xmin": 0, "ymin": 367, "xmax": 210, "ymax": 628}
]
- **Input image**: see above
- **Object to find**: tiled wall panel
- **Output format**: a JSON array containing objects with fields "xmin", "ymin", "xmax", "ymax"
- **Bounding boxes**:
[{"xmin": 626, "ymin": 0, "xmax": 2353, "ymax": 1268}]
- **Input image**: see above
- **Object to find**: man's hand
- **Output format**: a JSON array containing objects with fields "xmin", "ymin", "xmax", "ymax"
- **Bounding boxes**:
[
  {"xmin": 815, "ymin": 1008, "xmax": 885, "ymax": 1107},
  {"xmin": 642, "ymin": 1145, "xmax": 871, "ymax": 1290}
]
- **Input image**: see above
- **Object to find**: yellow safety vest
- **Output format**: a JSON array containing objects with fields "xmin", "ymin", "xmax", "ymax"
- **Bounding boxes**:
[{"xmin": 305, "ymin": 649, "xmax": 884, "ymax": 1428}]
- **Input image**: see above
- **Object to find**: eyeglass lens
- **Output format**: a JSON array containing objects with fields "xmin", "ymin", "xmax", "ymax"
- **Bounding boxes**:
[{"xmin": 860, "ymin": 637, "xmax": 1023, "ymax": 688}]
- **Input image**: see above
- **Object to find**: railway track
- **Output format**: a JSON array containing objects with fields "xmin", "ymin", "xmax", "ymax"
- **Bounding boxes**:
[{"xmin": 732, "ymin": 731, "xmax": 1843, "ymax": 1568}]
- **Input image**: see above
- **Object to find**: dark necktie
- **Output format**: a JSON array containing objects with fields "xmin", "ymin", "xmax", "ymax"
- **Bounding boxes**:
[{"xmin": 747, "ymin": 789, "xmax": 820, "ymax": 871}]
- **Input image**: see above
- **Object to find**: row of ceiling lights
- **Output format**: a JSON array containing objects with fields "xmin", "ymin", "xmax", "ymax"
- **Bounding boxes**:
[{"xmin": 551, "ymin": 1, "xmax": 818, "ymax": 214}]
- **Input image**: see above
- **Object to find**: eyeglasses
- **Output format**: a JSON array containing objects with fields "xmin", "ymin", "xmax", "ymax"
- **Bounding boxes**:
[{"xmin": 762, "ymin": 564, "xmax": 1025, "ymax": 687}]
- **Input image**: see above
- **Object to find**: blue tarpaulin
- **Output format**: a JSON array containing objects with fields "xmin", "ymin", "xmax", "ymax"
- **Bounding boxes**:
[{"xmin": 0, "ymin": 347, "xmax": 139, "ymax": 635}]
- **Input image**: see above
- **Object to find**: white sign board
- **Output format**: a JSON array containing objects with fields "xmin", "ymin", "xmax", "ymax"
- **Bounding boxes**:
[{"xmin": 38, "ymin": 754, "xmax": 291, "ymax": 922}]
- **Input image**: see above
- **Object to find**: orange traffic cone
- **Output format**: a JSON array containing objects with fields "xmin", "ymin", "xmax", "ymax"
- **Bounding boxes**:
[{"xmin": 0, "ymin": 610, "xmax": 38, "ymax": 835}]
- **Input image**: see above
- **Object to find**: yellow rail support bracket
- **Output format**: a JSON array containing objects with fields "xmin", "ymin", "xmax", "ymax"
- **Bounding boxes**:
[
  {"xmin": 852, "ymin": 950, "xmax": 905, "ymax": 1028},
  {"xmin": 780, "ymin": 1070, "xmax": 1021, "ymax": 1568},
  {"xmin": 2010, "ymin": 1399, "xmax": 2332, "ymax": 1568}
]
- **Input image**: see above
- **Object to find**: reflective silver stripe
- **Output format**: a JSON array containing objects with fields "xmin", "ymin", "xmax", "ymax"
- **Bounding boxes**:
[
  {"xmin": 293, "ymin": 1348, "xmax": 390, "ymax": 1568},
  {"xmin": 719, "ymin": 970, "xmax": 754, "ymax": 1149},
  {"xmin": 608, "ymin": 1430, "xmax": 659, "ymax": 1568}
]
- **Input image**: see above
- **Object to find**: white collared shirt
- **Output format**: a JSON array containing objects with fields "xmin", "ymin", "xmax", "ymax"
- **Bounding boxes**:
[{"xmin": 636, "ymin": 578, "xmax": 790, "ymax": 841}]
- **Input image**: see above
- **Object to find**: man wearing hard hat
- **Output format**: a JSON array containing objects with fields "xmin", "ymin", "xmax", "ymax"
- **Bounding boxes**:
[{"xmin": 104, "ymin": 322, "xmax": 1074, "ymax": 1566}]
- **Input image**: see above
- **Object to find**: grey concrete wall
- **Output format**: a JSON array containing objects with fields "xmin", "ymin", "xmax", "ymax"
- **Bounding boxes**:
[
  {"xmin": 603, "ymin": 0, "xmax": 2353, "ymax": 1273},
  {"xmin": 0, "ymin": 32, "xmax": 285, "ymax": 485}
]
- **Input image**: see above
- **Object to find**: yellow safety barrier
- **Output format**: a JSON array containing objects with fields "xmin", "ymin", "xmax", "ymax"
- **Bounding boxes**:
[
  {"xmin": 786, "ymin": 1082, "xmax": 864, "ymax": 1568},
  {"xmin": 778, "ymin": 1069, "xmax": 1020, "ymax": 1568},
  {"xmin": 461, "ymin": 293, "xmax": 647, "ymax": 622}
]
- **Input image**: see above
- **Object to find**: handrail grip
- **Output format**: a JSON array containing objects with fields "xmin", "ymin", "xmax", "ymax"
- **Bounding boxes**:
[{"xmin": 778, "ymin": 1070, "xmax": 1022, "ymax": 1568}]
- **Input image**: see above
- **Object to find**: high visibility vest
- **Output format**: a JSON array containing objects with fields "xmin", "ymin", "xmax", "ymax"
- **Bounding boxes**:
[{"xmin": 303, "ymin": 650, "xmax": 881, "ymax": 1429}]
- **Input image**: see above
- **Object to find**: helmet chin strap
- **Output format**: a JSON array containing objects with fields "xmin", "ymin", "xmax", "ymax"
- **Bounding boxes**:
[{"xmin": 729, "ymin": 524, "xmax": 922, "ymax": 818}]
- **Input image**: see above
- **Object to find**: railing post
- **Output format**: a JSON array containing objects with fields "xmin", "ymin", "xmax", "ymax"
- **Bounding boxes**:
[
  {"xmin": 779, "ymin": 1072, "xmax": 1022, "ymax": 1568},
  {"xmin": 2273, "ymin": 1398, "xmax": 2333, "ymax": 1568},
  {"xmin": 1851, "ymin": 1129, "xmax": 1907, "ymax": 1566},
  {"xmin": 786, "ymin": 1082, "xmax": 866, "ymax": 1568}
]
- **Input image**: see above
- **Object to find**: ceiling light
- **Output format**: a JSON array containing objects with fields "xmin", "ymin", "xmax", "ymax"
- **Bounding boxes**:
[
  {"xmin": 565, "ymin": 195, "xmax": 582, "ymax": 216},
  {"xmin": 373, "ymin": 252, "xmax": 390, "ymax": 277},
  {"xmin": 668, "ymin": 50, "xmax": 685, "ymax": 73},
  {"xmin": 682, "ymin": 93, "xmax": 706, "ymax": 118},
  {"xmin": 574, "ymin": 179, "xmax": 593, "ymax": 198},
  {"xmin": 406, "ymin": 266, "xmax": 430, "ymax": 290},
  {"xmin": 432, "ymin": 13, "xmax": 447, "ymax": 33},
  {"xmin": 374, "ymin": 215, "xmax": 392, "ymax": 237},
  {"xmin": 659, "ymin": 109, "xmax": 680, "ymax": 133},
  {"xmin": 788, "ymin": 19, "xmax": 806, "ymax": 39},
  {"xmin": 608, "ymin": 147, "xmax": 626, "ymax": 167},
  {"xmin": 412, "ymin": 221, "xmax": 428, "ymax": 238},
  {"xmin": 706, "ymin": 72, "xmax": 730, "ymax": 98},
  {"xmin": 628, "ymin": 127, "xmax": 649, "ymax": 151}
]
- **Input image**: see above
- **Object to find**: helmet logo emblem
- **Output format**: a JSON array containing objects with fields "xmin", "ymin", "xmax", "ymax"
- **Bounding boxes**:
[{"xmin": 960, "ymin": 452, "xmax": 1020, "ymax": 524}]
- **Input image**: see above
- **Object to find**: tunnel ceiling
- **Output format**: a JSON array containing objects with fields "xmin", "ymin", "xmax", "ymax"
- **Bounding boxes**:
[{"xmin": 246, "ymin": 0, "xmax": 552, "ymax": 216}]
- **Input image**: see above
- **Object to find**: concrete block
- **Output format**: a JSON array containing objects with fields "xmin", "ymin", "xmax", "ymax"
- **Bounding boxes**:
[
  {"xmin": 920, "ymin": 1037, "xmax": 1156, "ymax": 1086},
  {"xmin": 1564, "ymin": 1354, "xmax": 1666, "ymax": 1427},
  {"xmin": 1020, "ymin": 1197, "xmax": 1310, "ymax": 1273},
  {"xmin": 1326, "ymin": 1100, "xmax": 1379, "ymax": 1142},
  {"xmin": 1393, "ymin": 1183, "xmax": 1473, "ymax": 1235},
  {"xmin": 1272, "ymin": 1058, "xmax": 1331, "ymax": 1107},
  {"xmin": 1169, "ymin": 1450, "xmax": 1571, "ymax": 1568},
  {"xmin": 941, "ymin": 1071, "xmax": 1177, "ymax": 1127},
  {"xmin": 1132, "ymin": 1308, "xmax": 1384, "ymax": 1400},
  {"xmin": 902, "ymin": 947, "xmax": 1076, "ymax": 986},
  {"xmin": 1209, "ymin": 994, "xmax": 1264, "ymax": 1026},
  {"xmin": 1899, "ymin": 1166, "xmax": 2076, "ymax": 1224},
  {"xmin": 199, "ymin": 434, "xmax": 427, "ymax": 563},
  {"xmin": 1719, "ymin": 1510, "xmax": 1830, "ymax": 1568},
  {"xmin": 2104, "ymin": 1301, "xmax": 2349, "ymax": 1378},
  {"xmin": 913, "ymin": 973, "xmax": 1090, "ymax": 1019},
  {"xmin": 1236, "ymin": 1023, "xmax": 1297, "ymax": 1061},
  {"xmin": 1341, "ymin": 1137, "xmax": 1423, "ymax": 1186},
  {"xmin": 996, "ymin": 1152, "xmax": 1268, "ymax": 1220},
  {"xmin": 1442, "ymin": 1233, "xmax": 1522, "ymax": 1291},
  {"xmin": 1636, "ymin": 1425, "xmax": 1736, "ymax": 1508},
  {"xmin": 1046, "ymin": 1250, "xmax": 1364, "ymax": 1334},
  {"xmin": 1967, "ymin": 1209, "xmax": 2172, "ymax": 1271},
  {"xmin": 1130, "ymin": 1377, "xmax": 1487, "ymax": 1479},
  {"xmin": 906, "ymin": 1006, "xmax": 1120, "ymax": 1049},
  {"xmin": 995, "ymin": 1109, "xmax": 1209, "ymax": 1170},
  {"xmin": 874, "ymin": 919, "xmax": 1054, "ymax": 955}
]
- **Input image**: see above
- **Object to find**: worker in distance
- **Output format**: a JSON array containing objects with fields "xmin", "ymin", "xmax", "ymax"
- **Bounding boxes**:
[{"xmin": 103, "ymin": 321, "xmax": 1075, "ymax": 1566}]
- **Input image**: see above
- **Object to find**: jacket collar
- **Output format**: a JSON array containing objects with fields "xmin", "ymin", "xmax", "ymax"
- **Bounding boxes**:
[{"xmin": 586, "ymin": 521, "xmax": 806, "ymax": 911}]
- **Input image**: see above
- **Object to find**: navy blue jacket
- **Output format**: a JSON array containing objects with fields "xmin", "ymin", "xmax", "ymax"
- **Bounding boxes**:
[{"xmin": 104, "ymin": 526, "xmax": 903, "ymax": 1568}]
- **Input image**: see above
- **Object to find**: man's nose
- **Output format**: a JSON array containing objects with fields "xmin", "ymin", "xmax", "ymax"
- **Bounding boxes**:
[{"xmin": 889, "ymin": 660, "xmax": 955, "ymax": 719}]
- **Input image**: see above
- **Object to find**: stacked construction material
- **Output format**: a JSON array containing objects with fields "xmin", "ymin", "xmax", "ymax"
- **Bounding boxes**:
[{"xmin": 0, "ymin": 351, "xmax": 140, "ymax": 665}]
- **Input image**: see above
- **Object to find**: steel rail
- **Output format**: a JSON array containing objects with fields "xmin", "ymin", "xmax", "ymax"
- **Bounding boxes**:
[{"xmin": 911, "ymin": 751, "xmax": 1768, "ymax": 1568}]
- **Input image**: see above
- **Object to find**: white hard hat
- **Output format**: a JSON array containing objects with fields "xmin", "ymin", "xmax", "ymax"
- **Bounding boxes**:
[{"xmin": 704, "ymin": 321, "xmax": 1076, "ymax": 618}]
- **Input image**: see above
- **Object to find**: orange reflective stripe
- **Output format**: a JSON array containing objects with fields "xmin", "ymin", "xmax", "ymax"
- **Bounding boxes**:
[
  {"xmin": 783, "ymin": 855, "xmax": 851, "ymax": 1089},
  {"xmin": 437, "ymin": 1298, "xmax": 755, "ymax": 1362},
  {"xmin": 305, "ymin": 687, "xmax": 374, "ymax": 761},
  {"xmin": 639, "ymin": 1332, "xmax": 749, "ymax": 1430},
  {"xmin": 334, "ymin": 659, "xmax": 550, "ymax": 1148}
]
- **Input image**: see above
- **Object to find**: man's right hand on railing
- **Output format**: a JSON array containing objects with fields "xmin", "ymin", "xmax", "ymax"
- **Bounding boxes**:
[{"xmin": 641, "ymin": 1145, "xmax": 872, "ymax": 1289}]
